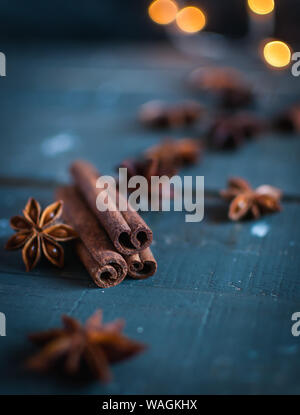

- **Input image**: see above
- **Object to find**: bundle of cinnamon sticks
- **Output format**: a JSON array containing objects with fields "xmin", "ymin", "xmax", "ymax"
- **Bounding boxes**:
[{"xmin": 56, "ymin": 160, "xmax": 157, "ymax": 288}]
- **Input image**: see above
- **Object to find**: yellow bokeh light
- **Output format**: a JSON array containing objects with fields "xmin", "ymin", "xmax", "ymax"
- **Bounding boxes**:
[
  {"xmin": 263, "ymin": 40, "xmax": 291, "ymax": 68},
  {"xmin": 148, "ymin": 0, "xmax": 178, "ymax": 25},
  {"xmin": 247, "ymin": 0, "xmax": 275, "ymax": 15},
  {"xmin": 176, "ymin": 6, "xmax": 206, "ymax": 34}
]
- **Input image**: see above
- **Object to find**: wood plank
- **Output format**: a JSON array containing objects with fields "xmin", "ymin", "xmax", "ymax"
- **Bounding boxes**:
[
  {"xmin": 0, "ymin": 272, "xmax": 299, "ymax": 394},
  {"xmin": 0, "ymin": 186, "xmax": 300, "ymax": 393},
  {"xmin": 1, "ymin": 186, "xmax": 299, "ymax": 299},
  {"xmin": 0, "ymin": 43, "xmax": 300, "ymax": 395},
  {"xmin": 1, "ymin": 44, "xmax": 299, "ymax": 194}
]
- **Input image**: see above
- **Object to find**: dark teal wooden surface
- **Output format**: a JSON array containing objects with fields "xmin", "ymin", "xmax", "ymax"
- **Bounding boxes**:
[{"xmin": 0, "ymin": 43, "xmax": 300, "ymax": 394}]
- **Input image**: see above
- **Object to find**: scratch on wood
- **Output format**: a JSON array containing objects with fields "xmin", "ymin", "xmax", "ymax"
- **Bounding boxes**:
[{"xmin": 68, "ymin": 289, "xmax": 88, "ymax": 315}]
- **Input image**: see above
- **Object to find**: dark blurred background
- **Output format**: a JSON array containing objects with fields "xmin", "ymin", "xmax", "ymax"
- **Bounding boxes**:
[{"xmin": 0, "ymin": 0, "xmax": 298, "ymax": 46}]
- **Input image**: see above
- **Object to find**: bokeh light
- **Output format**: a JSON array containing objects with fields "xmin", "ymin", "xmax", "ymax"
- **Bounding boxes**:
[
  {"xmin": 176, "ymin": 6, "xmax": 206, "ymax": 34},
  {"xmin": 247, "ymin": 0, "xmax": 275, "ymax": 15},
  {"xmin": 148, "ymin": 0, "xmax": 178, "ymax": 25},
  {"xmin": 263, "ymin": 40, "xmax": 291, "ymax": 68}
]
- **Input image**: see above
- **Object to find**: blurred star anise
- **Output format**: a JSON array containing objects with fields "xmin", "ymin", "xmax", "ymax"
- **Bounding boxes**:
[
  {"xmin": 5, "ymin": 198, "xmax": 77, "ymax": 271},
  {"xmin": 220, "ymin": 177, "xmax": 282, "ymax": 221},
  {"xmin": 119, "ymin": 138, "xmax": 203, "ymax": 191},
  {"xmin": 145, "ymin": 137, "xmax": 202, "ymax": 172},
  {"xmin": 275, "ymin": 104, "xmax": 300, "ymax": 133},
  {"xmin": 139, "ymin": 100, "xmax": 204, "ymax": 129},
  {"xmin": 26, "ymin": 310, "xmax": 146, "ymax": 383},
  {"xmin": 189, "ymin": 67, "xmax": 253, "ymax": 109},
  {"xmin": 208, "ymin": 113, "xmax": 265, "ymax": 150}
]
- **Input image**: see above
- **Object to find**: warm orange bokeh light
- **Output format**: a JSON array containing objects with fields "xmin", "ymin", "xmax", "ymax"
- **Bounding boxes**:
[
  {"xmin": 148, "ymin": 0, "xmax": 178, "ymax": 25},
  {"xmin": 247, "ymin": 0, "xmax": 275, "ymax": 15},
  {"xmin": 263, "ymin": 40, "xmax": 291, "ymax": 68},
  {"xmin": 176, "ymin": 6, "xmax": 206, "ymax": 34}
]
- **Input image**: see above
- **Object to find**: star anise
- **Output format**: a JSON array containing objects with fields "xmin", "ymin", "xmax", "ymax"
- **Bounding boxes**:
[
  {"xmin": 26, "ymin": 310, "xmax": 146, "ymax": 383},
  {"xmin": 145, "ymin": 137, "xmax": 202, "ymax": 170},
  {"xmin": 119, "ymin": 138, "xmax": 203, "ymax": 190},
  {"xmin": 5, "ymin": 198, "xmax": 77, "ymax": 271},
  {"xmin": 208, "ymin": 113, "xmax": 265, "ymax": 150},
  {"xmin": 139, "ymin": 100, "xmax": 204, "ymax": 129},
  {"xmin": 189, "ymin": 67, "xmax": 253, "ymax": 108},
  {"xmin": 220, "ymin": 177, "xmax": 282, "ymax": 221},
  {"xmin": 190, "ymin": 67, "xmax": 239, "ymax": 91},
  {"xmin": 275, "ymin": 104, "xmax": 300, "ymax": 133}
]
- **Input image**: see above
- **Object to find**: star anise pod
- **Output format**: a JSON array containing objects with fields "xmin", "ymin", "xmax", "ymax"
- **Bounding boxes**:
[
  {"xmin": 119, "ymin": 138, "xmax": 203, "ymax": 189},
  {"xmin": 119, "ymin": 138, "xmax": 202, "ymax": 204},
  {"xmin": 26, "ymin": 310, "xmax": 146, "ymax": 383},
  {"xmin": 275, "ymin": 104, "xmax": 300, "ymax": 133},
  {"xmin": 189, "ymin": 67, "xmax": 240, "ymax": 91},
  {"xmin": 139, "ymin": 100, "xmax": 204, "ymax": 129},
  {"xmin": 5, "ymin": 198, "xmax": 77, "ymax": 271},
  {"xmin": 189, "ymin": 67, "xmax": 253, "ymax": 108},
  {"xmin": 220, "ymin": 177, "xmax": 282, "ymax": 221},
  {"xmin": 208, "ymin": 113, "xmax": 265, "ymax": 150},
  {"xmin": 145, "ymin": 137, "xmax": 202, "ymax": 170}
]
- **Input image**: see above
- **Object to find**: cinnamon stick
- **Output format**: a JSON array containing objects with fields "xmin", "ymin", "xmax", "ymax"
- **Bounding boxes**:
[
  {"xmin": 56, "ymin": 186, "xmax": 127, "ymax": 288},
  {"xmin": 125, "ymin": 248, "xmax": 157, "ymax": 279},
  {"xmin": 76, "ymin": 241, "xmax": 126, "ymax": 288},
  {"xmin": 70, "ymin": 160, "xmax": 153, "ymax": 255}
]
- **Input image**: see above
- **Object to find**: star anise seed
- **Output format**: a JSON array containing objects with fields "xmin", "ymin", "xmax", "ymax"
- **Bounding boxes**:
[
  {"xmin": 26, "ymin": 310, "xmax": 146, "ymax": 383},
  {"xmin": 5, "ymin": 198, "xmax": 77, "ymax": 271},
  {"xmin": 220, "ymin": 177, "xmax": 282, "ymax": 221}
]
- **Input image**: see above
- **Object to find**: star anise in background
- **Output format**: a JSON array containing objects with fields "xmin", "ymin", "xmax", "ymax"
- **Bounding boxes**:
[
  {"xmin": 145, "ymin": 137, "xmax": 202, "ymax": 170},
  {"xmin": 208, "ymin": 113, "xmax": 265, "ymax": 150},
  {"xmin": 275, "ymin": 104, "xmax": 300, "ymax": 133},
  {"xmin": 26, "ymin": 310, "xmax": 146, "ymax": 383},
  {"xmin": 139, "ymin": 100, "xmax": 204, "ymax": 129},
  {"xmin": 220, "ymin": 177, "xmax": 282, "ymax": 221},
  {"xmin": 5, "ymin": 198, "xmax": 77, "ymax": 271},
  {"xmin": 189, "ymin": 67, "xmax": 253, "ymax": 109},
  {"xmin": 119, "ymin": 138, "xmax": 203, "ymax": 193}
]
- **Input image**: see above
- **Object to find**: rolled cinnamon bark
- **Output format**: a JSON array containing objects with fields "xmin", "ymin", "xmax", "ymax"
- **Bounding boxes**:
[
  {"xmin": 76, "ymin": 241, "xmax": 125, "ymax": 288},
  {"xmin": 70, "ymin": 160, "xmax": 153, "ymax": 255},
  {"xmin": 125, "ymin": 248, "xmax": 157, "ymax": 279},
  {"xmin": 56, "ymin": 186, "xmax": 127, "ymax": 288}
]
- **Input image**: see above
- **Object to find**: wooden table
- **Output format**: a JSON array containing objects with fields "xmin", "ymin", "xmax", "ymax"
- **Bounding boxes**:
[{"xmin": 0, "ymin": 42, "xmax": 299, "ymax": 394}]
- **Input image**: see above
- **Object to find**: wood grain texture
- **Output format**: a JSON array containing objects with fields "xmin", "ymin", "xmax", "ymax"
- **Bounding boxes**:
[{"xmin": 0, "ymin": 43, "xmax": 299, "ymax": 394}]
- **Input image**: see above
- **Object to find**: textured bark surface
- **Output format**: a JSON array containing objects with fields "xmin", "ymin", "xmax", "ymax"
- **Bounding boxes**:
[
  {"xmin": 125, "ymin": 248, "xmax": 157, "ymax": 279},
  {"xmin": 70, "ymin": 160, "xmax": 153, "ymax": 255},
  {"xmin": 56, "ymin": 186, "xmax": 127, "ymax": 288}
]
